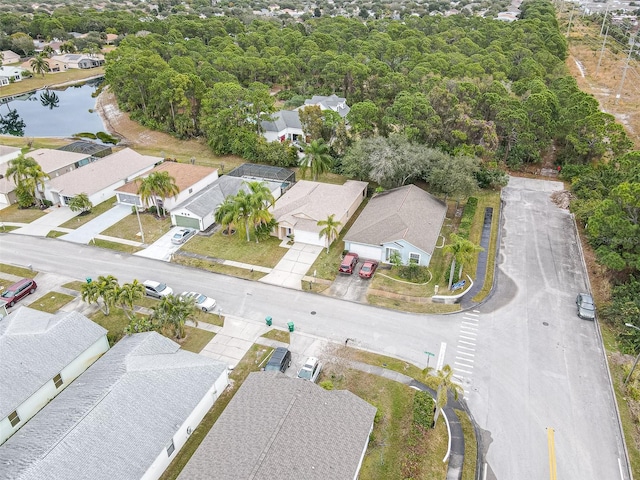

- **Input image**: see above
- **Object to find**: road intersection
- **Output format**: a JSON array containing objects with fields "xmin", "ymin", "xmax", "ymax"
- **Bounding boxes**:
[{"xmin": 0, "ymin": 176, "xmax": 629, "ymax": 480}]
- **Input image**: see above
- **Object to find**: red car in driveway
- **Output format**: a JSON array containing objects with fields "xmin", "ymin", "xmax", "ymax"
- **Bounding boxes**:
[
  {"xmin": 339, "ymin": 253, "xmax": 359, "ymax": 274},
  {"xmin": 359, "ymin": 260, "xmax": 378, "ymax": 279},
  {"xmin": 1, "ymin": 278, "xmax": 37, "ymax": 307}
]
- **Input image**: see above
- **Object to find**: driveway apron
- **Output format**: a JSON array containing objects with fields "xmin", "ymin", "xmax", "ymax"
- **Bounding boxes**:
[
  {"xmin": 259, "ymin": 243, "xmax": 323, "ymax": 290},
  {"xmin": 61, "ymin": 204, "xmax": 132, "ymax": 244},
  {"xmin": 11, "ymin": 206, "xmax": 79, "ymax": 237}
]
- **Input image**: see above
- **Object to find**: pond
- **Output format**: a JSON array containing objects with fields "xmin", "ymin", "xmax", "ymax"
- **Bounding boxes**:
[{"xmin": 0, "ymin": 78, "xmax": 106, "ymax": 138}]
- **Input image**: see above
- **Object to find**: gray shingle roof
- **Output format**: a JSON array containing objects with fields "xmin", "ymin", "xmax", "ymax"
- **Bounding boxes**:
[
  {"xmin": 0, "ymin": 307, "xmax": 108, "ymax": 419},
  {"xmin": 261, "ymin": 110, "xmax": 302, "ymax": 132},
  {"xmin": 344, "ymin": 184, "xmax": 447, "ymax": 255},
  {"xmin": 172, "ymin": 176, "xmax": 281, "ymax": 218},
  {"xmin": 177, "ymin": 371, "xmax": 376, "ymax": 480},
  {"xmin": 0, "ymin": 332, "xmax": 228, "ymax": 480},
  {"xmin": 304, "ymin": 94, "xmax": 350, "ymax": 118}
]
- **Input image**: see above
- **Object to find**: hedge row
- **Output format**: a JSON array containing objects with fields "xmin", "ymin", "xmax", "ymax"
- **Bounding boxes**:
[
  {"xmin": 413, "ymin": 390, "xmax": 435, "ymax": 429},
  {"xmin": 458, "ymin": 197, "xmax": 478, "ymax": 239}
]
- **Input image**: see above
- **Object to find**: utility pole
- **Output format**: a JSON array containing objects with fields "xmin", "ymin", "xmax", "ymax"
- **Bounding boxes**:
[
  {"xmin": 615, "ymin": 35, "xmax": 636, "ymax": 105},
  {"xmin": 600, "ymin": 3, "xmax": 609, "ymax": 36},
  {"xmin": 566, "ymin": 7, "xmax": 575, "ymax": 38},
  {"xmin": 595, "ymin": 25, "xmax": 609, "ymax": 79}
]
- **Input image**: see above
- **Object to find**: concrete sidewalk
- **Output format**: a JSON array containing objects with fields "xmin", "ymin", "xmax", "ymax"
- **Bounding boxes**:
[
  {"xmin": 11, "ymin": 206, "xmax": 78, "ymax": 236},
  {"xmin": 61, "ymin": 204, "xmax": 132, "ymax": 244},
  {"xmin": 260, "ymin": 243, "xmax": 323, "ymax": 290}
]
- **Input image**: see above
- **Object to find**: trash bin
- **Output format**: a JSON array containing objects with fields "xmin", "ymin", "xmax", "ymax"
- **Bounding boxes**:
[
  {"xmin": 86, "ymin": 277, "xmax": 92, "ymax": 284},
  {"xmin": 287, "ymin": 321, "xmax": 295, "ymax": 332},
  {"xmin": 265, "ymin": 316, "xmax": 272, "ymax": 326}
]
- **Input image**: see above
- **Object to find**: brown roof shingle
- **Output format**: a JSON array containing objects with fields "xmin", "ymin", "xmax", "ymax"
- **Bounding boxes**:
[{"xmin": 115, "ymin": 162, "xmax": 217, "ymax": 194}]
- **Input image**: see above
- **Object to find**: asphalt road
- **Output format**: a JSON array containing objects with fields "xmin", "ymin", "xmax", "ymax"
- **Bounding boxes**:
[{"xmin": 0, "ymin": 176, "xmax": 629, "ymax": 480}]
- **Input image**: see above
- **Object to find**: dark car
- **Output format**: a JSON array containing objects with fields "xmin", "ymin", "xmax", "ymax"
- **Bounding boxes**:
[
  {"xmin": 576, "ymin": 293, "xmax": 596, "ymax": 320},
  {"xmin": 1, "ymin": 278, "xmax": 37, "ymax": 307},
  {"xmin": 359, "ymin": 260, "xmax": 378, "ymax": 279},
  {"xmin": 264, "ymin": 347, "xmax": 292, "ymax": 373},
  {"xmin": 339, "ymin": 253, "xmax": 359, "ymax": 274}
]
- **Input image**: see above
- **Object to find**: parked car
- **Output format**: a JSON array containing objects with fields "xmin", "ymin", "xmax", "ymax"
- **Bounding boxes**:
[
  {"xmin": 179, "ymin": 291, "xmax": 216, "ymax": 312},
  {"xmin": 297, "ymin": 356, "xmax": 322, "ymax": 382},
  {"xmin": 143, "ymin": 280, "xmax": 173, "ymax": 299},
  {"xmin": 576, "ymin": 293, "xmax": 596, "ymax": 320},
  {"xmin": 0, "ymin": 278, "xmax": 37, "ymax": 307},
  {"xmin": 264, "ymin": 347, "xmax": 292, "ymax": 373},
  {"xmin": 339, "ymin": 252, "xmax": 359, "ymax": 274},
  {"xmin": 171, "ymin": 228, "xmax": 196, "ymax": 245},
  {"xmin": 358, "ymin": 260, "xmax": 378, "ymax": 279}
]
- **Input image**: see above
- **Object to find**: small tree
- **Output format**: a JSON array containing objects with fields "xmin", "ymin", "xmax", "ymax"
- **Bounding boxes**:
[
  {"xmin": 317, "ymin": 214, "xmax": 342, "ymax": 253},
  {"xmin": 443, "ymin": 234, "xmax": 484, "ymax": 290},
  {"xmin": 151, "ymin": 295, "xmax": 197, "ymax": 340},
  {"xmin": 68, "ymin": 193, "xmax": 93, "ymax": 214},
  {"xmin": 423, "ymin": 364, "xmax": 463, "ymax": 427},
  {"xmin": 117, "ymin": 280, "xmax": 145, "ymax": 320},
  {"xmin": 81, "ymin": 275, "xmax": 120, "ymax": 315}
]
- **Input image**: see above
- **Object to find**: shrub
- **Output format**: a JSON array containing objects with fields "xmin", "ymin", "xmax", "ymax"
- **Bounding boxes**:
[
  {"xmin": 319, "ymin": 380, "xmax": 334, "ymax": 390},
  {"xmin": 458, "ymin": 197, "xmax": 478, "ymax": 239},
  {"xmin": 413, "ymin": 390, "xmax": 435, "ymax": 429}
]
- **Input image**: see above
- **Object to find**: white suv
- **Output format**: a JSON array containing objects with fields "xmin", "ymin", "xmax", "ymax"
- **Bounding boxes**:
[{"xmin": 143, "ymin": 280, "xmax": 173, "ymax": 299}]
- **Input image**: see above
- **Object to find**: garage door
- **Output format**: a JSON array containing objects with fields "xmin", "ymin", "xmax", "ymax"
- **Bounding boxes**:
[
  {"xmin": 347, "ymin": 243, "xmax": 382, "ymax": 262},
  {"xmin": 294, "ymin": 230, "xmax": 324, "ymax": 246},
  {"xmin": 174, "ymin": 215, "xmax": 200, "ymax": 229}
]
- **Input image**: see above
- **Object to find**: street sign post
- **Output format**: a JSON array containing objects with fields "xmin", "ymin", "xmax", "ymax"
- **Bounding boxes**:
[{"xmin": 424, "ymin": 350, "xmax": 435, "ymax": 369}]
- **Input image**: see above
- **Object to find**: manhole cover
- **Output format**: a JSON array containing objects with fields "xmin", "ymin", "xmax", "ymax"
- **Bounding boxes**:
[
  {"xmin": 310, "ymin": 311, "xmax": 316, "ymax": 315},
  {"xmin": 543, "ymin": 322, "xmax": 549, "ymax": 326}
]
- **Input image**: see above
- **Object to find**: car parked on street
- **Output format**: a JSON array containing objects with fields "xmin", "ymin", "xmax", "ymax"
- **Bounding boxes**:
[
  {"xmin": 297, "ymin": 356, "xmax": 322, "ymax": 382},
  {"xmin": 0, "ymin": 278, "xmax": 37, "ymax": 307},
  {"xmin": 264, "ymin": 347, "xmax": 292, "ymax": 373},
  {"xmin": 576, "ymin": 293, "xmax": 596, "ymax": 320},
  {"xmin": 358, "ymin": 260, "xmax": 378, "ymax": 279},
  {"xmin": 339, "ymin": 252, "xmax": 359, "ymax": 274},
  {"xmin": 143, "ymin": 280, "xmax": 173, "ymax": 299},
  {"xmin": 171, "ymin": 228, "xmax": 196, "ymax": 245},
  {"xmin": 179, "ymin": 291, "xmax": 216, "ymax": 312}
]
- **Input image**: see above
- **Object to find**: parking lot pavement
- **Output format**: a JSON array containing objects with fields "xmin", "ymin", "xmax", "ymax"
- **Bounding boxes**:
[{"xmin": 134, "ymin": 226, "xmax": 189, "ymax": 262}]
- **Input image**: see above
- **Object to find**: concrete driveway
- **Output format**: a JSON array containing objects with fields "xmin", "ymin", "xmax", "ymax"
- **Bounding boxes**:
[
  {"xmin": 134, "ymin": 226, "xmax": 192, "ymax": 261},
  {"xmin": 326, "ymin": 266, "xmax": 371, "ymax": 302},
  {"xmin": 259, "ymin": 243, "xmax": 323, "ymax": 290},
  {"xmin": 61, "ymin": 204, "xmax": 131, "ymax": 244}
]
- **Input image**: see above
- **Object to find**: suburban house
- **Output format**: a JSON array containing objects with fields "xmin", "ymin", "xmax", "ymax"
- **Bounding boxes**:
[
  {"xmin": 44, "ymin": 148, "xmax": 160, "ymax": 207},
  {"xmin": 0, "ymin": 148, "xmax": 95, "ymax": 205},
  {"xmin": 171, "ymin": 175, "xmax": 282, "ymax": 231},
  {"xmin": 21, "ymin": 57, "xmax": 66, "ymax": 74},
  {"xmin": 0, "ymin": 332, "xmax": 229, "ymax": 480},
  {"xmin": 271, "ymin": 179, "xmax": 367, "ymax": 246},
  {"xmin": 49, "ymin": 53, "xmax": 105, "ymax": 70},
  {"xmin": 0, "ymin": 66, "xmax": 24, "ymax": 87},
  {"xmin": 115, "ymin": 161, "xmax": 218, "ymax": 213},
  {"xmin": 304, "ymin": 94, "xmax": 350, "ymax": 118},
  {"xmin": 0, "ymin": 307, "xmax": 109, "ymax": 445},
  {"xmin": 261, "ymin": 109, "xmax": 304, "ymax": 143},
  {"xmin": 0, "ymin": 50, "xmax": 21, "ymax": 64},
  {"xmin": 343, "ymin": 184, "xmax": 447, "ymax": 267},
  {"xmin": 177, "ymin": 371, "xmax": 376, "ymax": 480},
  {"xmin": 0, "ymin": 145, "xmax": 20, "ymax": 165}
]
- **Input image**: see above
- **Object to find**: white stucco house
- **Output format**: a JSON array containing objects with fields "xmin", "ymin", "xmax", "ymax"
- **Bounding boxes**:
[
  {"xmin": 343, "ymin": 184, "xmax": 447, "ymax": 267},
  {"xmin": 303, "ymin": 94, "xmax": 350, "ymax": 118},
  {"xmin": 44, "ymin": 148, "xmax": 160, "ymax": 207},
  {"xmin": 115, "ymin": 161, "xmax": 218, "ymax": 213},
  {"xmin": 49, "ymin": 53, "xmax": 105, "ymax": 70},
  {"xmin": 0, "ymin": 307, "xmax": 109, "ymax": 446},
  {"xmin": 0, "ymin": 332, "xmax": 229, "ymax": 480},
  {"xmin": 171, "ymin": 175, "xmax": 282, "ymax": 231},
  {"xmin": 0, "ymin": 50, "xmax": 21, "ymax": 65},
  {"xmin": 260, "ymin": 110, "xmax": 305, "ymax": 143},
  {"xmin": 271, "ymin": 179, "xmax": 368, "ymax": 247},
  {"xmin": 0, "ymin": 66, "xmax": 25, "ymax": 87}
]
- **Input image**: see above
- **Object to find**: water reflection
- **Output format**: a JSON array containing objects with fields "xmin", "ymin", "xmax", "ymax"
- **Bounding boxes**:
[{"xmin": 0, "ymin": 78, "xmax": 105, "ymax": 137}]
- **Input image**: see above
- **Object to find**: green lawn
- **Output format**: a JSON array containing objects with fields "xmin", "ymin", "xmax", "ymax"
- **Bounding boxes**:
[
  {"xmin": 0, "ymin": 263, "xmax": 39, "ymax": 277},
  {"xmin": 62, "ymin": 280, "xmax": 87, "ymax": 291},
  {"xmin": 469, "ymin": 190, "xmax": 501, "ymax": 302},
  {"xmin": 457, "ymin": 409, "xmax": 478, "ymax": 480},
  {"xmin": 59, "ymin": 196, "xmax": 116, "ymax": 229},
  {"xmin": 179, "ymin": 326, "xmax": 214, "ymax": 353},
  {"xmin": 172, "ymin": 255, "xmax": 267, "ymax": 281},
  {"xmin": 90, "ymin": 308, "xmax": 131, "ymax": 345},
  {"xmin": 260, "ymin": 328, "xmax": 290, "ymax": 344},
  {"xmin": 0, "ymin": 67, "xmax": 104, "ymax": 97},
  {"xmin": 0, "ymin": 204, "xmax": 47, "ymax": 223},
  {"xmin": 46, "ymin": 230, "xmax": 67, "ymax": 238},
  {"xmin": 193, "ymin": 310, "xmax": 224, "ymax": 327},
  {"xmin": 91, "ymin": 238, "xmax": 142, "ymax": 254},
  {"xmin": 101, "ymin": 212, "xmax": 172, "ymax": 243},
  {"xmin": 181, "ymin": 229, "xmax": 287, "ymax": 268},
  {"xmin": 26, "ymin": 291, "xmax": 75, "ymax": 313}
]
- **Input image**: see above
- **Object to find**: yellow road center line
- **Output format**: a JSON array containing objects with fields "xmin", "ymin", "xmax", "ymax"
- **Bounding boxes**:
[{"xmin": 548, "ymin": 427, "xmax": 557, "ymax": 480}]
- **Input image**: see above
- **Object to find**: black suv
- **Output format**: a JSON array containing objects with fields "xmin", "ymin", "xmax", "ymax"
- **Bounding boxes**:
[{"xmin": 264, "ymin": 347, "xmax": 292, "ymax": 373}]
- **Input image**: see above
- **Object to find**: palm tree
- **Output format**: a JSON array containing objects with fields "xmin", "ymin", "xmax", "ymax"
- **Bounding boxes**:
[
  {"xmin": 41, "ymin": 45, "xmax": 55, "ymax": 58},
  {"xmin": 300, "ymin": 139, "xmax": 333, "ymax": 181},
  {"xmin": 424, "ymin": 365, "xmax": 464, "ymax": 427},
  {"xmin": 215, "ymin": 195, "xmax": 237, "ymax": 236},
  {"xmin": 30, "ymin": 54, "xmax": 49, "ymax": 78},
  {"xmin": 137, "ymin": 171, "xmax": 180, "ymax": 218},
  {"xmin": 23, "ymin": 164, "xmax": 50, "ymax": 207},
  {"xmin": 151, "ymin": 294, "xmax": 196, "ymax": 340},
  {"xmin": 68, "ymin": 193, "xmax": 93, "ymax": 214},
  {"xmin": 40, "ymin": 90, "xmax": 59, "ymax": 109},
  {"xmin": 117, "ymin": 280, "xmax": 145, "ymax": 320},
  {"xmin": 6, "ymin": 154, "xmax": 49, "ymax": 207},
  {"xmin": 245, "ymin": 181, "xmax": 276, "ymax": 243},
  {"xmin": 81, "ymin": 275, "xmax": 120, "ymax": 315},
  {"xmin": 232, "ymin": 189, "xmax": 254, "ymax": 242},
  {"xmin": 317, "ymin": 214, "xmax": 342, "ymax": 253},
  {"xmin": 443, "ymin": 233, "xmax": 484, "ymax": 290}
]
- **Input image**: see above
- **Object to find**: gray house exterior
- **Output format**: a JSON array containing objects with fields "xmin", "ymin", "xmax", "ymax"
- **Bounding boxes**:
[{"xmin": 343, "ymin": 184, "xmax": 447, "ymax": 267}]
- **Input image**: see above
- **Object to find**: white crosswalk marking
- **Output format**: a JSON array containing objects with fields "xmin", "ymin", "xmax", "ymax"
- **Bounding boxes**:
[{"xmin": 454, "ymin": 311, "xmax": 482, "ymax": 382}]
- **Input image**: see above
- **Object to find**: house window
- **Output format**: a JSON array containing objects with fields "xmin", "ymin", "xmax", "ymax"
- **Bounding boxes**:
[
  {"xmin": 409, "ymin": 253, "xmax": 421, "ymax": 264},
  {"xmin": 53, "ymin": 373, "xmax": 63, "ymax": 389},
  {"xmin": 166, "ymin": 441, "xmax": 175, "ymax": 457},
  {"xmin": 8, "ymin": 410, "xmax": 20, "ymax": 427},
  {"xmin": 385, "ymin": 247, "xmax": 399, "ymax": 263}
]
